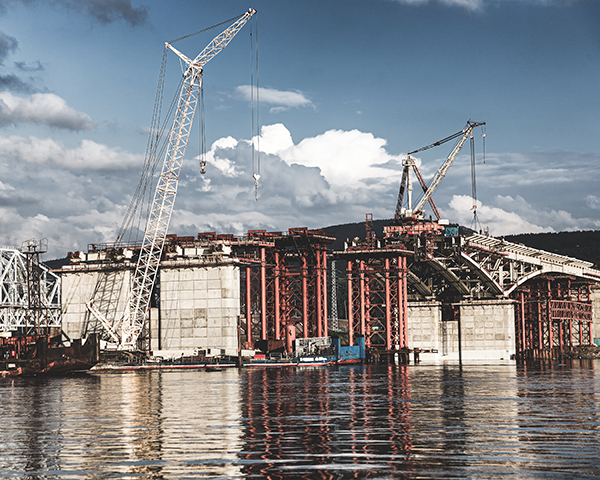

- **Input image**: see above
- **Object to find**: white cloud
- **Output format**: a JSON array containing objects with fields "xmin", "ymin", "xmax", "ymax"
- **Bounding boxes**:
[
  {"xmin": 586, "ymin": 195, "xmax": 600, "ymax": 210},
  {"xmin": 391, "ymin": 0, "xmax": 483, "ymax": 10},
  {"xmin": 0, "ymin": 135, "xmax": 142, "ymax": 171},
  {"xmin": 0, "ymin": 92, "xmax": 95, "ymax": 130},
  {"xmin": 390, "ymin": 0, "xmax": 566, "ymax": 10},
  {"xmin": 0, "ymin": 122, "xmax": 598, "ymax": 259},
  {"xmin": 256, "ymin": 124, "xmax": 402, "ymax": 188},
  {"xmin": 235, "ymin": 86, "xmax": 313, "ymax": 113},
  {"xmin": 443, "ymin": 194, "xmax": 600, "ymax": 237},
  {"xmin": 444, "ymin": 195, "xmax": 551, "ymax": 235}
]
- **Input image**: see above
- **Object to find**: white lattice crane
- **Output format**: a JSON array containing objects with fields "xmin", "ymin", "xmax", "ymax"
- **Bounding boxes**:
[{"xmin": 116, "ymin": 9, "xmax": 256, "ymax": 351}]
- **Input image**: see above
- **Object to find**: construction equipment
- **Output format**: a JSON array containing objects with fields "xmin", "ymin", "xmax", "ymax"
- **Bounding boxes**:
[
  {"xmin": 96, "ymin": 9, "xmax": 256, "ymax": 351},
  {"xmin": 394, "ymin": 120, "xmax": 485, "ymax": 222}
]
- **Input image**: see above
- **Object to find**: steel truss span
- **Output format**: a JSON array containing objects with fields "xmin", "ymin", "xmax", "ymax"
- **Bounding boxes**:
[{"xmin": 0, "ymin": 246, "xmax": 61, "ymax": 332}]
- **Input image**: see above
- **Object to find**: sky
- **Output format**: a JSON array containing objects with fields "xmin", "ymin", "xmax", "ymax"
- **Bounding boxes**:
[{"xmin": 0, "ymin": 0, "xmax": 599, "ymax": 258}]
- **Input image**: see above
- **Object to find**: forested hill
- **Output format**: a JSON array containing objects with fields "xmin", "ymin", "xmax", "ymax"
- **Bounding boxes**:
[
  {"xmin": 504, "ymin": 231, "xmax": 600, "ymax": 269},
  {"xmin": 321, "ymin": 221, "xmax": 600, "ymax": 269}
]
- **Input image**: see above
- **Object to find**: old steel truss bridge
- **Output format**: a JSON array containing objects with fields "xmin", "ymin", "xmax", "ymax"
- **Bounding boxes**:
[{"xmin": 0, "ymin": 244, "xmax": 61, "ymax": 334}]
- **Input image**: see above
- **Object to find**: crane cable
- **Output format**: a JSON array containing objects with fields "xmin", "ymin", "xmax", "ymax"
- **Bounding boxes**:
[
  {"xmin": 116, "ymin": 15, "xmax": 249, "ymax": 244},
  {"xmin": 116, "ymin": 52, "xmax": 185, "ymax": 245},
  {"xmin": 250, "ymin": 14, "xmax": 260, "ymax": 201}
]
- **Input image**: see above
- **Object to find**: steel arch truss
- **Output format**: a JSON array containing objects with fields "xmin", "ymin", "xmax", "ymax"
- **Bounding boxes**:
[{"xmin": 0, "ymin": 246, "xmax": 61, "ymax": 332}]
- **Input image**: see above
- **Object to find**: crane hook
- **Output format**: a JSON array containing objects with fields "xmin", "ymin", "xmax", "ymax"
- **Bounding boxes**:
[{"xmin": 253, "ymin": 173, "xmax": 260, "ymax": 201}]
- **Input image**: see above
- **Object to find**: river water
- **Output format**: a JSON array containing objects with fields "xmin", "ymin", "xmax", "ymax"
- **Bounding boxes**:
[{"xmin": 1, "ymin": 361, "xmax": 600, "ymax": 479}]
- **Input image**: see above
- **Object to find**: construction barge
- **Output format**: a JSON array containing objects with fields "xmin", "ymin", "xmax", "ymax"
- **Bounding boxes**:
[{"xmin": 0, "ymin": 333, "xmax": 100, "ymax": 377}]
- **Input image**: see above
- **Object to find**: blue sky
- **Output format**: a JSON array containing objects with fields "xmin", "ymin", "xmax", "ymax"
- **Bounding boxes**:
[{"xmin": 0, "ymin": 0, "xmax": 599, "ymax": 257}]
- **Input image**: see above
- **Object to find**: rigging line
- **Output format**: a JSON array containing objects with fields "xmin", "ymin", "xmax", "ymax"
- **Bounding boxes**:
[
  {"xmin": 482, "ymin": 124, "xmax": 486, "ymax": 164},
  {"xmin": 117, "ymin": 49, "xmax": 168, "ymax": 244},
  {"xmin": 200, "ymin": 80, "xmax": 206, "ymax": 174},
  {"xmin": 123, "ymin": 72, "xmax": 185, "ymax": 246},
  {"xmin": 124, "ymin": 76, "xmax": 180, "ymax": 245},
  {"xmin": 412, "ymin": 133, "xmax": 465, "ymax": 208},
  {"xmin": 250, "ymin": 20, "xmax": 254, "ymax": 175},
  {"xmin": 255, "ymin": 15, "xmax": 260, "ymax": 178},
  {"xmin": 471, "ymin": 133, "xmax": 477, "ymax": 208},
  {"xmin": 250, "ymin": 16, "xmax": 260, "ymax": 201},
  {"xmin": 168, "ymin": 14, "xmax": 244, "ymax": 44}
]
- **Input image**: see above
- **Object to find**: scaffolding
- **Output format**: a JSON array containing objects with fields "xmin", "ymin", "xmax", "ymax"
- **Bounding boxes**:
[
  {"xmin": 512, "ymin": 276, "xmax": 593, "ymax": 359},
  {"xmin": 0, "ymin": 243, "xmax": 61, "ymax": 333},
  {"xmin": 237, "ymin": 228, "xmax": 333, "ymax": 350},
  {"xmin": 340, "ymin": 249, "xmax": 410, "ymax": 351}
]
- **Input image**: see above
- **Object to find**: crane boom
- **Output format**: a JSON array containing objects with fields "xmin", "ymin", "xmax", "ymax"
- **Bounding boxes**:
[
  {"xmin": 121, "ymin": 8, "xmax": 256, "ymax": 351},
  {"xmin": 411, "ymin": 120, "xmax": 485, "ymax": 217}
]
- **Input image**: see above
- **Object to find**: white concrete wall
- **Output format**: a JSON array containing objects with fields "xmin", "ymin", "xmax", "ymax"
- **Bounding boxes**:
[
  {"xmin": 456, "ymin": 300, "xmax": 515, "ymax": 361},
  {"xmin": 61, "ymin": 267, "xmax": 130, "ymax": 341},
  {"xmin": 407, "ymin": 301, "xmax": 441, "ymax": 351},
  {"xmin": 407, "ymin": 299, "xmax": 515, "ymax": 363},
  {"xmin": 156, "ymin": 263, "xmax": 240, "ymax": 356}
]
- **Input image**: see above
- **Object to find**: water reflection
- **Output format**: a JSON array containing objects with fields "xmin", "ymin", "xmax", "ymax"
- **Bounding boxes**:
[
  {"xmin": 515, "ymin": 360, "xmax": 600, "ymax": 476},
  {"xmin": 240, "ymin": 366, "xmax": 413, "ymax": 479},
  {"xmin": 1, "ymin": 362, "xmax": 600, "ymax": 478},
  {"xmin": 0, "ymin": 370, "xmax": 243, "ymax": 479}
]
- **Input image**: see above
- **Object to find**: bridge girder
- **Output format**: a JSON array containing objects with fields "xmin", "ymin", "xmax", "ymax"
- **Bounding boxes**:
[{"xmin": 402, "ymin": 232, "xmax": 600, "ymax": 301}]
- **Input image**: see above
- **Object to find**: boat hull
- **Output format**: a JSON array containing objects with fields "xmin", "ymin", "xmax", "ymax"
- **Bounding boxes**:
[{"xmin": 0, "ymin": 334, "xmax": 100, "ymax": 377}]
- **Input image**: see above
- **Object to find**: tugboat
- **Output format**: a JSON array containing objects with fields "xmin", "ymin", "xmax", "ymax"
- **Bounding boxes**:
[{"xmin": 0, "ymin": 333, "xmax": 100, "ymax": 377}]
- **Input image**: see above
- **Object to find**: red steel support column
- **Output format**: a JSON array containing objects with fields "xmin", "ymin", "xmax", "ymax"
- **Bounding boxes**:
[
  {"xmin": 302, "ymin": 255, "xmax": 308, "ymax": 338},
  {"xmin": 569, "ymin": 318, "xmax": 573, "ymax": 348},
  {"xmin": 245, "ymin": 265, "xmax": 252, "ymax": 348},
  {"xmin": 520, "ymin": 291, "xmax": 526, "ymax": 354},
  {"xmin": 538, "ymin": 299, "xmax": 543, "ymax": 350},
  {"xmin": 260, "ymin": 247, "xmax": 267, "ymax": 341},
  {"xmin": 322, "ymin": 249, "xmax": 328, "ymax": 336},
  {"xmin": 559, "ymin": 319, "xmax": 564, "ymax": 350},
  {"xmin": 274, "ymin": 251, "xmax": 281, "ymax": 340},
  {"xmin": 385, "ymin": 257, "xmax": 391, "ymax": 350},
  {"xmin": 359, "ymin": 260, "xmax": 366, "ymax": 339},
  {"xmin": 402, "ymin": 256, "xmax": 408, "ymax": 348},
  {"xmin": 317, "ymin": 248, "xmax": 323, "ymax": 338},
  {"xmin": 347, "ymin": 260, "xmax": 354, "ymax": 346}
]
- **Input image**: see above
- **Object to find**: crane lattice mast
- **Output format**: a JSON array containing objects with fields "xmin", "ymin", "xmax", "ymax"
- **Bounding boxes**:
[
  {"xmin": 120, "ymin": 8, "xmax": 256, "ymax": 351},
  {"xmin": 396, "ymin": 120, "xmax": 485, "ymax": 221}
]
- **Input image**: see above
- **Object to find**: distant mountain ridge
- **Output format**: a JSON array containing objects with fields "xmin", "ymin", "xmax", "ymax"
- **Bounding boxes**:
[
  {"xmin": 321, "ymin": 221, "xmax": 600, "ymax": 269},
  {"xmin": 503, "ymin": 231, "xmax": 600, "ymax": 269},
  {"xmin": 45, "ymin": 225, "xmax": 600, "ymax": 270}
]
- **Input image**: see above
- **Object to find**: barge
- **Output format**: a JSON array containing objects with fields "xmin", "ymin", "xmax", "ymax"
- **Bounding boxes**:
[{"xmin": 0, "ymin": 334, "xmax": 100, "ymax": 377}]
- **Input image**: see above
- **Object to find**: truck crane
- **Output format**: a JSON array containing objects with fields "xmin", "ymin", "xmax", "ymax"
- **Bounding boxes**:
[
  {"xmin": 89, "ymin": 9, "xmax": 256, "ymax": 352},
  {"xmin": 394, "ymin": 120, "xmax": 485, "ymax": 223}
]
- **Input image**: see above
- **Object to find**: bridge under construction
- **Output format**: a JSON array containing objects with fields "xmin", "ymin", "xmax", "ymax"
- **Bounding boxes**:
[
  {"xmin": 3, "ymin": 11, "xmax": 599, "ymax": 364},
  {"xmin": 54, "ymin": 219, "xmax": 600, "ymax": 364}
]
